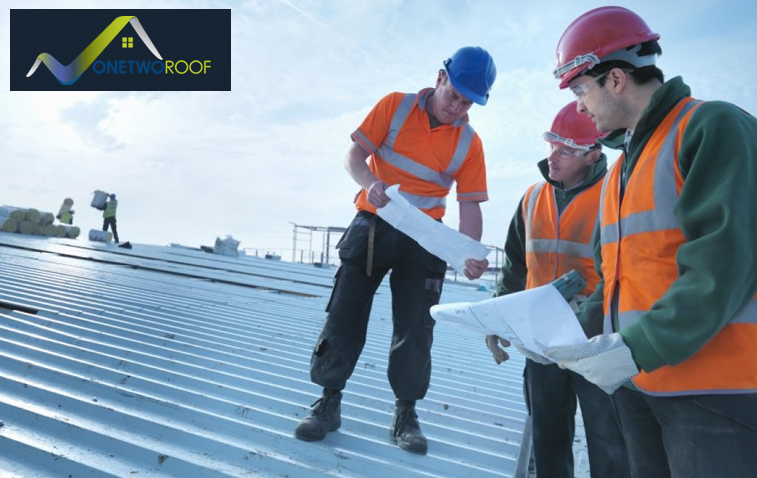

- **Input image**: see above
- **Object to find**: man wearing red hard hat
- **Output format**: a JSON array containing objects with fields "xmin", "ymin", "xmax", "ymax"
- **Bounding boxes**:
[
  {"xmin": 545, "ymin": 6, "xmax": 757, "ymax": 477},
  {"xmin": 486, "ymin": 102, "xmax": 629, "ymax": 478}
]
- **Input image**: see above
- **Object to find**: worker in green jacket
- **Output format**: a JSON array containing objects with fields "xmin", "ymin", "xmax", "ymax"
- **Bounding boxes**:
[
  {"xmin": 102, "ymin": 193, "xmax": 120, "ymax": 243},
  {"xmin": 486, "ymin": 102, "xmax": 629, "ymax": 478},
  {"xmin": 546, "ymin": 6, "xmax": 757, "ymax": 478}
]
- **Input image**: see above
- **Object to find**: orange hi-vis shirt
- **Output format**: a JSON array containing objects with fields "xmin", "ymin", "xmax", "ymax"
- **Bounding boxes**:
[{"xmin": 351, "ymin": 88, "xmax": 488, "ymax": 219}]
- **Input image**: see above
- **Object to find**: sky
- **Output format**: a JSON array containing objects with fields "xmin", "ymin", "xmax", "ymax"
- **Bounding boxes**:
[{"xmin": 2, "ymin": 0, "xmax": 756, "ymax": 264}]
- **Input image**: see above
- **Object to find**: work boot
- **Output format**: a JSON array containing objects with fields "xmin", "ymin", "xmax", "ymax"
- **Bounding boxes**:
[
  {"xmin": 390, "ymin": 399, "xmax": 428, "ymax": 455},
  {"xmin": 294, "ymin": 389, "xmax": 342, "ymax": 441}
]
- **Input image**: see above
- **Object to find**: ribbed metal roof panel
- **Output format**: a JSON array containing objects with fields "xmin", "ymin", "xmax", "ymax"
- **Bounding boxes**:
[{"xmin": 0, "ymin": 232, "xmax": 528, "ymax": 478}]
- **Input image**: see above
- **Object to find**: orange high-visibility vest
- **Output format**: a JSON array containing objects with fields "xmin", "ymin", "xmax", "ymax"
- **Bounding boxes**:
[
  {"xmin": 523, "ymin": 180, "xmax": 602, "ymax": 295},
  {"xmin": 599, "ymin": 97, "xmax": 757, "ymax": 395}
]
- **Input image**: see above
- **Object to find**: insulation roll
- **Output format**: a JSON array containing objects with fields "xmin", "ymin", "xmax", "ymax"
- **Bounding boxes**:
[
  {"xmin": 88, "ymin": 229, "xmax": 112, "ymax": 242},
  {"xmin": 18, "ymin": 221, "xmax": 34, "ymax": 235},
  {"xmin": 39, "ymin": 212, "xmax": 55, "ymax": 226},
  {"xmin": 0, "ymin": 206, "xmax": 27, "ymax": 222},
  {"xmin": 0, "ymin": 217, "xmax": 17, "ymax": 233},
  {"xmin": 25, "ymin": 208, "xmax": 41, "ymax": 224},
  {"xmin": 66, "ymin": 226, "xmax": 81, "ymax": 239}
]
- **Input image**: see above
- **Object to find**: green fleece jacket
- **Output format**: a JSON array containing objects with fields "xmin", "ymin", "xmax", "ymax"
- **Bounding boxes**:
[
  {"xmin": 577, "ymin": 77, "xmax": 757, "ymax": 373},
  {"xmin": 494, "ymin": 154, "xmax": 608, "ymax": 301}
]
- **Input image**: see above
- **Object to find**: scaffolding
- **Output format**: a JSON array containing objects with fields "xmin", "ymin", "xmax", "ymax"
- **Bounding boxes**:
[{"xmin": 290, "ymin": 223, "xmax": 347, "ymax": 266}]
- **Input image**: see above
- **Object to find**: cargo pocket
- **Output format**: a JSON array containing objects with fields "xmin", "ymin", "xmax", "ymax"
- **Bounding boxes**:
[
  {"xmin": 325, "ymin": 266, "xmax": 343, "ymax": 313},
  {"xmin": 336, "ymin": 214, "xmax": 372, "ymax": 265}
]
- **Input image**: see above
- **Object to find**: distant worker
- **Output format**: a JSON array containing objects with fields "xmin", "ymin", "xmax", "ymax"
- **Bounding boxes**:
[
  {"xmin": 102, "ymin": 193, "xmax": 119, "ymax": 243},
  {"xmin": 56, "ymin": 198, "xmax": 75, "ymax": 225},
  {"xmin": 485, "ymin": 102, "xmax": 629, "ymax": 478},
  {"xmin": 294, "ymin": 46, "xmax": 496, "ymax": 455}
]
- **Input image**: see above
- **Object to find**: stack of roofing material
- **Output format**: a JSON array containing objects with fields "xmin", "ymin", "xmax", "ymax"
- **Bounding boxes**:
[{"xmin": 0, "ymin": 205, "xmax": 81, "ymax": 238}]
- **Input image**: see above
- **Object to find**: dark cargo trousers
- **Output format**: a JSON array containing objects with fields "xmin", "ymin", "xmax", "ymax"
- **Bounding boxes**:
[
  {"xmin": 310, "ymin": 211, "xmax": 447, "ymax": 400},
  {"xmin": 524, "ymin": 359, "xmax": 630, "ymax": 478}
]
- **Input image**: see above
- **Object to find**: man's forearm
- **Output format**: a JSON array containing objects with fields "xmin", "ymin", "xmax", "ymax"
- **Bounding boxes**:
[
  {"xmin": 459, "ymin": 201, "xmax": 483, "ymax": 240},
  {"xmin": 343, "ymin": 142, "xmax": 376, "ymax": 190}
]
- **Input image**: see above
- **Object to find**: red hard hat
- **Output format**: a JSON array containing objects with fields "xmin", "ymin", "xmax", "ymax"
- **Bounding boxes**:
[
  {"xmin": 554, "ymin": 6, "xmax": 660, "ymax": 89},
  {"xmin": 543, "ymin": 101, "xmax": 604, "ymax": 149}
]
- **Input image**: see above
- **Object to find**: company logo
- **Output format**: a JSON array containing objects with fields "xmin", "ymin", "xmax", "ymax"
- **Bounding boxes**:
[
  {"xmin": 26, "ymin": 16, "xmax": 163, "ymax": 85},
  {"xmin": 11, "ymin": 9, "xmax": 230, "ymax": 91}
]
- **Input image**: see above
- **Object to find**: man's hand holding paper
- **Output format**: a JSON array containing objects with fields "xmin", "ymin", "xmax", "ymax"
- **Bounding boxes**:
[{"xmin": 376, "ymin": 185, "xmax": 489, "ymax": 277}]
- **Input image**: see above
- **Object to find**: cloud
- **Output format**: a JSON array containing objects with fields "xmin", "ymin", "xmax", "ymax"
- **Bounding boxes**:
[{"xmin": 2, "ymin": 0, "xmax": 756, "ymax": 257}]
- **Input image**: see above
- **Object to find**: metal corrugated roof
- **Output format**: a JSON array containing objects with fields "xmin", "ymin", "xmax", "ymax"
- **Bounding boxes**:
[{"xmin": 0, "ymin": 232, "xmax": 529, "ymax": 478}]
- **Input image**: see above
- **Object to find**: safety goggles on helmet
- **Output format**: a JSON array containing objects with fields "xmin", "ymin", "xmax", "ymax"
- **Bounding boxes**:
[
  {"xmin": 548, "ymin": 143, "xmax": 591, "ymax": 159},
  {"xmin": 543, "ymin": 131, "xmax": 594, "ymax": 152},
  {"xmin": 554, "ymin": 44, "xmax": 658, "ymax": 82},
  {"xmin": 553, "ymin": 54, "xmax": 600, "ymax": 80}
]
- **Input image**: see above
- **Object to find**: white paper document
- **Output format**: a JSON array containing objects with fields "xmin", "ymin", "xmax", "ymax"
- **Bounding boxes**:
[
  {"xmin": 376, "ymin": 185, "xmax": 489, "ymax": 274},
  {"xmin": 430, "ymin": 284, "xmax": 589, "ymax": 360}
]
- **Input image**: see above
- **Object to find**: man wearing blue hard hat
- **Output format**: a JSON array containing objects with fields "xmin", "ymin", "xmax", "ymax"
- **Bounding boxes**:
[{"xmin": 294, "ymin": 46, "xmax": 496, "ymax": 454}]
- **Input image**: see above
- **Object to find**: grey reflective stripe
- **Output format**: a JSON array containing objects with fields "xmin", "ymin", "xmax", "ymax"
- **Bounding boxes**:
[
  {"xmin": 397, "ymin": 189, "xmax": 446, "ymax": 210},
  {"xmin": 526, "ymin": 239, "xmax": 594, "ymax": 258},
  {"xmin": 617, "ymin": 310, "xmax": 645, "ymax": 330},
  {"xmin": 603, "ymin": 313, "xmax": 612, "ymax": 335},
  {"xmin": 732, "ymin": 300, "xmax": 757, "ymax": 324},
  {"xmin": 376, "ymin": 92, "xmax": 472, "ymax": 189},
  {"xmin": 377, "ymin": 145, "xmax": 456, "ymax": 188},
  {"xmin": 458, "ymin": 191, "xmax": 486, "ymax": 199},
  {"xmin": 610, "ymin": 299, "xmax": 757, "ymax": 334},
  {"xmin": 382, "ymin": 94, "xmax": 417, "ymax": 150},
  {"xmin": 598, "ymin": 165, "xmax": 618, "ymax": 245},
  {"xmin": 353, "ymin": 130, "xmax": 377, "ymax": 153},
  {"xmin": 602, "ymin": 100, "xmax": 703, "ymax": 246},
  {"xmin": 523, "ymin": 183, "xmax": 546, "ymax": 235},
  {"xmin": 523, "ymin": 183, "xmax": 546, "ymax": 250},
  {"xmin": 445, "ymin": 124, "xmax": 474, "ymax": 176}
]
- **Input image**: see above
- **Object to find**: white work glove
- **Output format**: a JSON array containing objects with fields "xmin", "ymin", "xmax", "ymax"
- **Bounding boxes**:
[
  {"xmin": 514, "ymin": 343, "xmax": 552, "ymax": 365},
  {"xmin": 485, "ymin": 335, "xmax": 510, "ymax": 364},
  {"xmin": 543, "ymin": 332, "xmax": 639, "ymax": 394}
]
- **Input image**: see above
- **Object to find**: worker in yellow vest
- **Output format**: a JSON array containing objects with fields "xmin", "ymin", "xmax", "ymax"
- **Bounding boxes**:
[
  {"xmin": 56, "ymin": 198, "xmax": 75, "ymax": 225},
  {"xmin": 102, "ymin": 193, "xmax": 119, "ymax": 243},
  {"xmin": 486, "ymin": 102, "xmax": 628, "ymax": 478},
  {"xmin": 544, "ymin": 6, "xmax": 757, "ymax": 477}
]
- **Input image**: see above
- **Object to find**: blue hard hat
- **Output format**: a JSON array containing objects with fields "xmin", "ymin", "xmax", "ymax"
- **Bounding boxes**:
[
  {"xmin": 443, "ymin": 46, "xmax": 497, "ymax": 106},
  {"xmin": 109, "ymin": 193, "xmax": 116, "ymax": 199}
]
